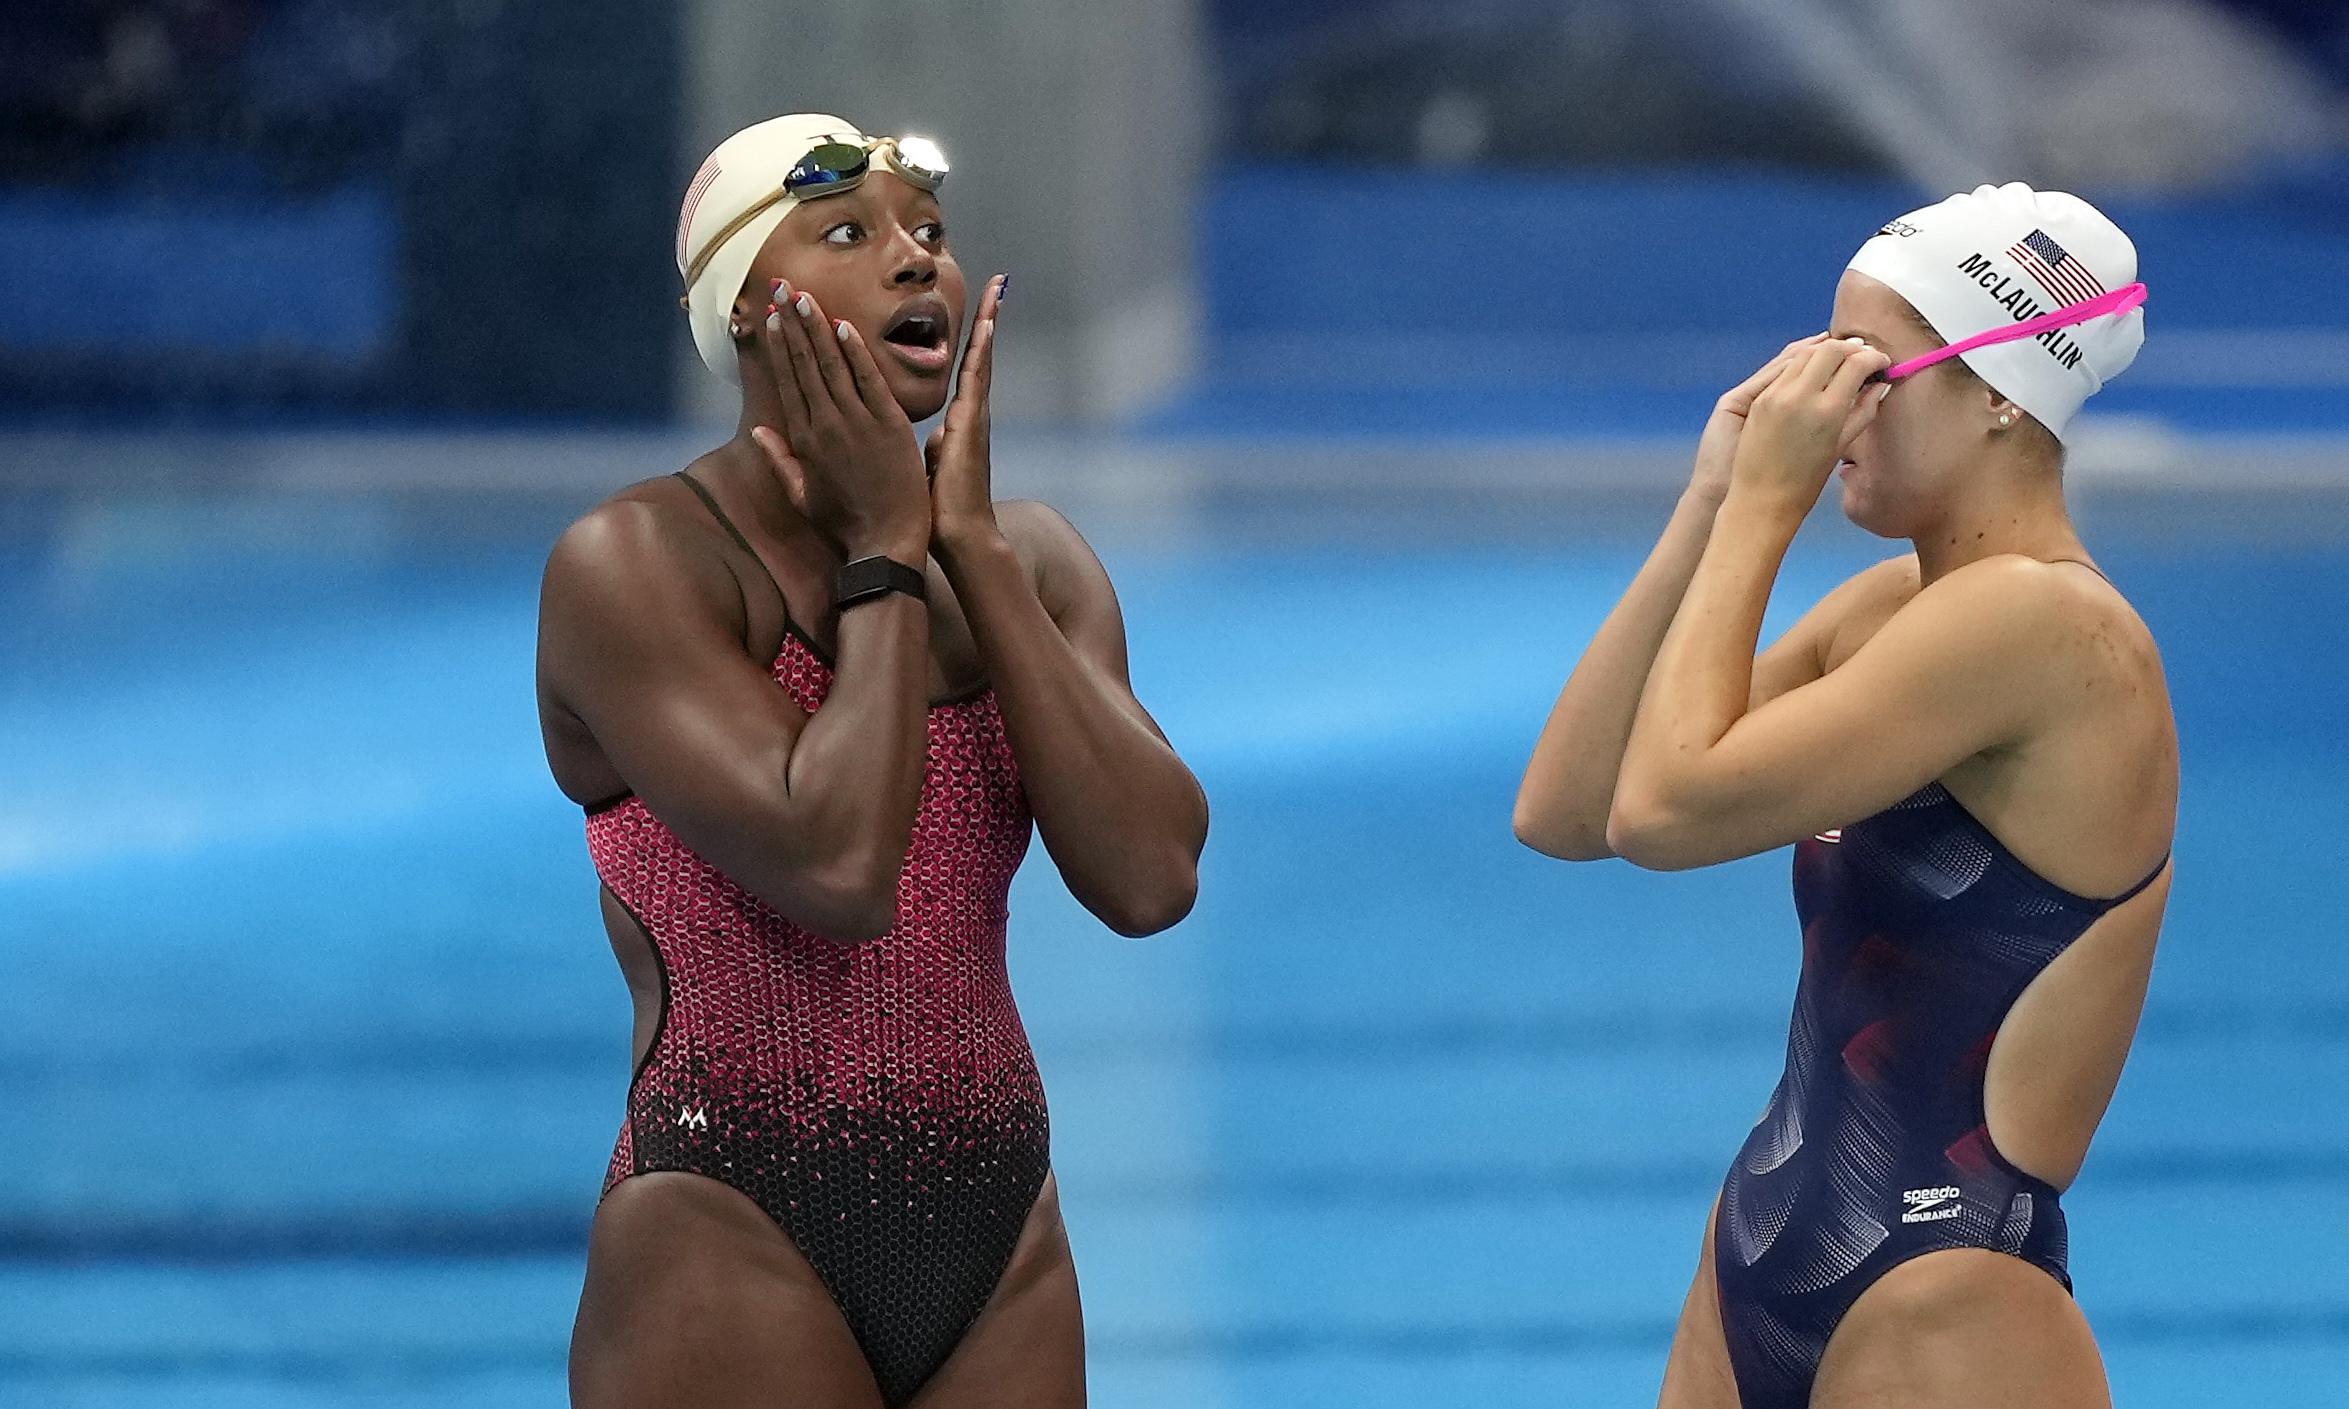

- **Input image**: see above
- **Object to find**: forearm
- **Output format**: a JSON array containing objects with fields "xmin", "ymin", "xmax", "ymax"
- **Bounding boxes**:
[
  {"xmin": 1616, "ymin": 489, "xmax": 1805, "ymax": 836},
  {"xmin": 938, "ymin": 528, "xmax": 1206, "ymax": 935},
  {"xmin": 772, "ymin": 588, "xmax": 932, "ymax": 933},
  {"xmin": 1514, "ymin": 489, "xmax": 1724, "ymax": 858}
]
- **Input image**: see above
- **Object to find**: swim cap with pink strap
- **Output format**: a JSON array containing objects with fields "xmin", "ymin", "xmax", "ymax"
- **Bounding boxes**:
[{"xmin": 1847, "ymin": 183, "xmax": 2146, "ymax": 441}]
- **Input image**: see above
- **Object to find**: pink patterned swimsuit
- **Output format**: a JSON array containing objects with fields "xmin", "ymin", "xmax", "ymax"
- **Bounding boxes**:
[{"xmin": 582, "ymin": 474, "xmax": 1047, "ymax": 1405}]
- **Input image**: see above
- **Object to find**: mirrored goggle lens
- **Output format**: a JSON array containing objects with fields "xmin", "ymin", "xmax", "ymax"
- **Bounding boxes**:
[
  {"xmin": 784, "ymin": 141, "xmax": 872, "ymax": 195},
  {"xmin": 888, "ymin": 135, "xmax": 949, "ymax": 187}
]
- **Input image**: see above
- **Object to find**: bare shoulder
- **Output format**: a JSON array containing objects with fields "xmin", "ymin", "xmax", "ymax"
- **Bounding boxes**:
[
  {"xmin": 1903, "ymin": 554, "xmax": 2163, "ymax": 688},
  {"xmin": 990, "ymin": 499, "xmax": 1131, "ymax": 656},
  {"xmin": 1921, "ymin": 554, "xmax": 2147, "ymax": 632},
  {"xmin": 992, "ymin": 498, "xmax": 1109, "ymax": 598},
  {"xmin": 538, "ymin": 477, "xmax": 746, "ymax": 689},
  {"xmin": 1811, "ymin": 553, "xmax": 1922, "ymax": 669},
  {"xmin": 1837, "ymin": 552, "xmax": 1923, "ymax": 614},
  {"xmin": 545, "ymin": 477, "xmax": 724, "ymax": 600},
  {"xmin": 2014, "ymin": 556, "xmax": 2165, "ymax": 683},
  {"xmin": 993, "ymin": 498, "xmax": 1089, "ymax": 566}
]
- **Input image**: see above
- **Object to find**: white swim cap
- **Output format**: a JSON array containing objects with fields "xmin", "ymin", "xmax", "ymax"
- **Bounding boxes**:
[
  {"xmin": 677, "ymin": 113, "xmax": 865, "ymax": 386},
  {"xmin": 1846, "ymin": 183, "xmax": 2145, "ymax": 441}
]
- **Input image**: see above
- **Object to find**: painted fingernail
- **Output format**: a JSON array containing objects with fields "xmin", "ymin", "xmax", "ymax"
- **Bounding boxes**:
[
  {"xmin": 794, "ymin": 292, "xmax": 813, "ymax": 316},
  {"xmin": 1876, "ymin": 382, "xmax": 1894, "ymax": 402},
  {"xmin": 767, "ymin": 310, "xmax": 782, "ymax": 333},
  {"xmin": 997, "ymin": 274, "xmax": 1010, "ymax": 303},
  {"xmin": 833, "ymin": 319, "xmax": 850, "ymax": 339},
  {"xmin": 770, "ymin": 278, "xmax": 784, "ymax": 296}
]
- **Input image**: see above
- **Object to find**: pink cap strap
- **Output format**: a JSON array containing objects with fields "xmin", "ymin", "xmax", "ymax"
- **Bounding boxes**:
[{"xmin": 1880, "ymin": 282, "xmax": 2149, "ymax": 382}]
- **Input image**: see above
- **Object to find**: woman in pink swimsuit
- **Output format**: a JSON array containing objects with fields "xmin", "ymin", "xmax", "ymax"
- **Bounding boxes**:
[{"xmin": 536, "ymin": 114, "xmax": 1208, "ymax": 1409}]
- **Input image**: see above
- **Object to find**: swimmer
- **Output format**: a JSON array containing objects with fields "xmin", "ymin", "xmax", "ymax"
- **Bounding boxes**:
[
  {"xmin": 1515, "ymin": 184, "xmax": 2175, "ymax": 1409},
  {"xmin": 537, "ymin": 115, "xmax": 1209, "ymax": 1409}
]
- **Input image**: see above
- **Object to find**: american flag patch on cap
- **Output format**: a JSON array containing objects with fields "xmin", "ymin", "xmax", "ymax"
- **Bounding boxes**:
[
  {"xmin": 677, "ymin": 158, "xmax": 723, "ymax": 269},
  {"xmin": 2006, "ymin": 228, "xmax": 2106, "ymax": 306}
]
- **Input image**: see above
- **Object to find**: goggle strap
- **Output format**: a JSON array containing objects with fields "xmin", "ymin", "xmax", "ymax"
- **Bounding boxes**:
[
  {"xmin": 678, "ymin": 137, "xmax": 944, "ymax": 301},
  {"xmin": 1881, "ymin": 282, "xmax": 2148, "ymax": 382},
  {"xmin": 681, "ymin": 184, "xmax": 798, "ymax": 296}
]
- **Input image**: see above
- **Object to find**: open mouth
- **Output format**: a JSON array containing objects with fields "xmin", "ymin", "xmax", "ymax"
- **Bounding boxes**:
[{"xmin": 880, "ymin": 301, "xmax": 952, "ymax": 372}]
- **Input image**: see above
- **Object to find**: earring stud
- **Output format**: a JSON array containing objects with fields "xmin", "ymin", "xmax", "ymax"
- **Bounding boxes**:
[{"xmin": 1998, "ymin": 413, "xmax": 2014, "ymax": 427}]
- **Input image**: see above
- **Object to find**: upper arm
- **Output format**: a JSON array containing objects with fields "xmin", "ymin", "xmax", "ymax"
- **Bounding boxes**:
[
  {"xmin": 1747, "ymin": 613, "xmax": 1825, "ymax": 711},
  {"xmin": 1748, "ymin": 554, "xmax": 1917, "ymax": 709},
  {"xmin": 539, "ymin": 503, "xmax": 809, "ymax": 866},
  {"xmin": 999, "ymin": 499, "xmax": 1151, "ymax": 698},
  {"xmin": 1616, "ymin": 559, "xmax": 2064, "ymax": 868},
  {"xmin": 1001, "ymin": 498, "xmax": 1188, "ymax": 750}
]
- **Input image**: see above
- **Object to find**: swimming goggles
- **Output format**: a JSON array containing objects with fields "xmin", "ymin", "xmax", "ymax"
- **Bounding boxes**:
[
  {"xmin": 680, "ymin": 134, "xmax": 950, "ymax": 296},
  {"xmin": 1875, "ymin": 282, "xmax": 2148, "ymax": 382}
]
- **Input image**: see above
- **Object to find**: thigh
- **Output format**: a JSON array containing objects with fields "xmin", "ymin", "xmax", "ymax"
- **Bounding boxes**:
[
  {"xmin": 571, "ymin": 1171, "xmax": 885, "ymax": 1409},
  {"xmin": 1814, "ymin": 1248, "xmax": 2110, "ymax": 1409},
  {"xmin": 908, "ymin": 1172, "xmax": 1086, "ymax": 1409},
  {"xmin": 1657, "ymin": 1204, "xmax": 1740, "ymax": 1409}
]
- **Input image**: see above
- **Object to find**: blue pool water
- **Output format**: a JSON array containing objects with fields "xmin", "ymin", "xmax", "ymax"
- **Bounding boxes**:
[{"xmin": 2, "ymin": 482, "xmax": 2343, "ymax": 1406}]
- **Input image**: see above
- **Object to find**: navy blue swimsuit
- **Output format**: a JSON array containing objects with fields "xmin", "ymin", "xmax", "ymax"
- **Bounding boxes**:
[{"xmin": 1714, "ymin": 782, "xmax": 2165, "ymax": 1408}]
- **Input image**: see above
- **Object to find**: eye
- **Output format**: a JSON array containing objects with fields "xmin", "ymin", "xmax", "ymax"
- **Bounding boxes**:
[
  {"xmin": 916, "ymin": 221, "xmax": 947, "ymax": 245},
  {"xmin": 822, "ymin": 221, "xmax": 862, "ymax": 247}
]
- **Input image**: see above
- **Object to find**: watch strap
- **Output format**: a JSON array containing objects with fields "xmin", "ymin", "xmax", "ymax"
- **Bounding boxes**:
[{"xmin": 834, "ymin": 555, "xmax": 927, "ymax": 610}]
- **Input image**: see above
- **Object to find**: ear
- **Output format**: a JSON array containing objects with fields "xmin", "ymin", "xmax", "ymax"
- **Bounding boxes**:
[
  {"xmin": 1984, "ymin": 387, "xmax": 2024, "ymax": 431},
  {"xmin": 728, "ymin": 294, "xmax": 760, "ymax": 342},
  {"xmin": 730, "ymin": 268, "xmax": 788, "ymax": 342}
]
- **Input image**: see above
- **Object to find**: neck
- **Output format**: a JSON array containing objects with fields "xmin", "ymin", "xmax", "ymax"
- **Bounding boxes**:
[
  {"xmin": 1907, "ymin": 452, "xmax": 2084, "ymax": 585},
  {"xmin": 730, "ymin": 342, "xmax": 787, "ymax": 459},
  {"xmin": 684, "ymin": 346, "xmax": 807, "ymax": 540}
]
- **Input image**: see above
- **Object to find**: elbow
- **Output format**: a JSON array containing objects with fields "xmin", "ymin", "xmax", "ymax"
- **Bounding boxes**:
[
  {"xmin": 1511, "ymin": 794, "xmax": 1613, "ymax": 862},
  {"xmin": 1603, "ymin": 786, "xmax": 1708, "ymax": 872},
  {"xmin": 1522, "ymin": 803, "xmax": 1616, "ymax": 859},
  {"xmin": 1087, "ymin": 855, "xmax": 1199, "ymax": 939},
  {"xmin": 763, "ymin": 853, "xmax": 905, "ymax": 944}
]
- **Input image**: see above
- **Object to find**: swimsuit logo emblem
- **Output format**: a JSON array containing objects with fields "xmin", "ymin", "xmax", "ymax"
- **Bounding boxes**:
[
  {"xmin": 1900, "ymin": 1186, "xmax": 1963, "ymax": 1223},
  {"xmin": 677, "ymin": 1104, "xmax": 709, "ymax": 1131},
  {"xmin": 1815, "ymin": 829, "xmax": 1843, "ymax": 843}
]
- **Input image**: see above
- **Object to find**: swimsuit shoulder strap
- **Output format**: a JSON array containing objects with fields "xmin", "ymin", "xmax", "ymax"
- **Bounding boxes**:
[{"xmin": 672, "ymin": 469, "xmax": 789, "ymax": 617}]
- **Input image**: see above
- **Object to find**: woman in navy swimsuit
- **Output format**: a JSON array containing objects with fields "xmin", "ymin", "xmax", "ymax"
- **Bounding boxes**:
[
  {"xmin": 537, "ymin": 115, "xmax": 1207, "ymax": 1408},
  {"xmin": 1516, "ymin": 184, "xmax": 2175, "ymax": 1408}
]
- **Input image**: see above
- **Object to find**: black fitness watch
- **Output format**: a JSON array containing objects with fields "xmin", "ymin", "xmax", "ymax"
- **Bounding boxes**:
[{"xmin": 834, "ymin": 555, "xmax": 928, "ymax": 611}]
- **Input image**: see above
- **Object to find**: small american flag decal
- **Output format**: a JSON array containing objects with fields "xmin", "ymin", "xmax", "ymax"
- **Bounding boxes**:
[
  {"xmin": 677, "ymin": 158, "xmax": 723, "ymax": 267},
  {"xmin": 2007, "ymin": 228, "xmax": 2106, "ymax": 306}
]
